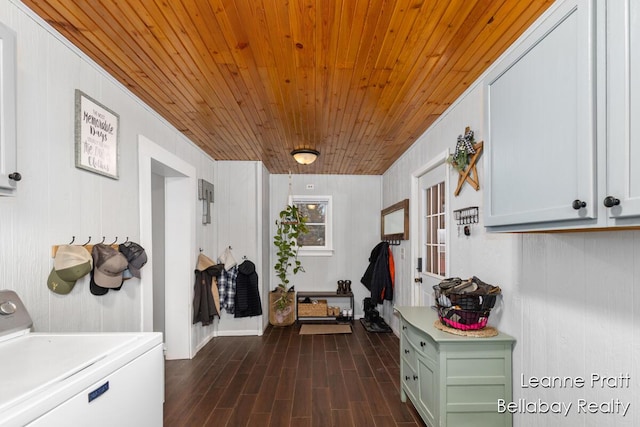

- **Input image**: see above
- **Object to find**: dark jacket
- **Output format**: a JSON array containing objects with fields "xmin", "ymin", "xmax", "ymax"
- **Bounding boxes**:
[
  {"xmin": 234, "ymin": 260, "xmax": 263, "ymax": 318},
  {"xmin": 361, "ymin": 241, "xmax": 394, "ymax": 305},
  {"xmin": 193, "ymin": 264, "xmax": 224, "ymax": 326}
]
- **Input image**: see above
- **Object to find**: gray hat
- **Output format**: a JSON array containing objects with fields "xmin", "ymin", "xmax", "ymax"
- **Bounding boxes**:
[
  {"xmin": 92, "ymin": 244, "xmax": 128, "ymax": 288},
  {"xmin": 119, "ymin": 242, "xmax": 148, "ymax": 279}
]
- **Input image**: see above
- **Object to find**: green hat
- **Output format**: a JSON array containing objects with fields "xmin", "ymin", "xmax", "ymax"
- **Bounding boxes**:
[
  {"xmin": 47, "ymin": 245, "xmax": 93, "ymax": 294},
  {"xmin": 47, "ymin": 268, "xmax": 75, "ymax": 295}
]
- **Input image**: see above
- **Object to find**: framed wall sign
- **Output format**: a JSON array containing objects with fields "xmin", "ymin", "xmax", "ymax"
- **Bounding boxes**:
[{"xmin": 75, "ymin": 90, "xmax": 120, "ymax": 179}]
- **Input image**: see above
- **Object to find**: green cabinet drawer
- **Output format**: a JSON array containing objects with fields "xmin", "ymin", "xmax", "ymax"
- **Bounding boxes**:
[
  {"xmin": 401, "ymin": 333, "xmax": 417, "ymax": 370},
  {"xmin": 402, "ymin": 320, "xmax": 437, "ymax": 361}
]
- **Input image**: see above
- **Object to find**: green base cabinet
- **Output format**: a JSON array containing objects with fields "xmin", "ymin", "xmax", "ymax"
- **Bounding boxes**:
[{"xmin": 395, "ymin": 307, "xmax": 515, "ymax": 427}]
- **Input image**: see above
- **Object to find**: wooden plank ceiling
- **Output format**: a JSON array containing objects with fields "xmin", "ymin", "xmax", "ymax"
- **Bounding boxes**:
[{"xmin": 24, "ymin": 0, "xmax": 553, "ymax": 175}]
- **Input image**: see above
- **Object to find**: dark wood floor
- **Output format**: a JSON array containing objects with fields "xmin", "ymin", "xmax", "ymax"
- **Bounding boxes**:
[{"xmin": 163, "ymin": 320, "xmax": 427, "ymax": 427}]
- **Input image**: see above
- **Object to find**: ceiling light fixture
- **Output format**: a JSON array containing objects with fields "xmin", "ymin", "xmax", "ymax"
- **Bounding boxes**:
[{"xmin": 291, "ymin": 148, "xmax": 320, "ymax": 165}]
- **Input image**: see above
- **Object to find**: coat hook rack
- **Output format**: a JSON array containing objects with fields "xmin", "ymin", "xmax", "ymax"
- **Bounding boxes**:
[
  {"xmin": 52, "ymin": 235, "xmax": 125, "ymax": 258},
  {"xmin": 453, "ymin": 206, "xmax": 479, "ymax": 236},
  {"xmin": 384, "ymin": 239, "xmax": 401, "ymax": 246}
]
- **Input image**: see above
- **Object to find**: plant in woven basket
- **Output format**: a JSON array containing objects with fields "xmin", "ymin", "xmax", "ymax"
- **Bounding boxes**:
[{"xmin": 273, "ymin": 204, "xmax": 308, "ymax": 313}]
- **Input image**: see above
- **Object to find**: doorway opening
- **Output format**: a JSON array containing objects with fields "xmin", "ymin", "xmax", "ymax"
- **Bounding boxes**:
[{"xmin": 138, "ymin": 135, "xmax": 196, "ymax": 360}]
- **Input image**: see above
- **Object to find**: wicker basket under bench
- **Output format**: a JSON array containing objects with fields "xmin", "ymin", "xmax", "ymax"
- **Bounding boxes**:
[{"xmin": 296, "ymin": 291, "xmax": 355, "ymax": 323}]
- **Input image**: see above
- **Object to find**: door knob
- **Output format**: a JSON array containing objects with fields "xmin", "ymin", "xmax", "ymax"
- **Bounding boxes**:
[
  {"xmin": 572, "ymin": 199, "xmax": 586, "ymax": 210},
  {"xmin": 603, "ymin": 196, "xmax": 620, "ymax": 208},
  {"xmin": 8, "ymin": 172, "xmax": 21, "ymax": 181}
]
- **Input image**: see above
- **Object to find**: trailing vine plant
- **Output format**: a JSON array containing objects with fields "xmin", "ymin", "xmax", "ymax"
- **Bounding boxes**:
[{"xmin": 273, "ymin": 204, "xmax": 308, "ymax": 311}]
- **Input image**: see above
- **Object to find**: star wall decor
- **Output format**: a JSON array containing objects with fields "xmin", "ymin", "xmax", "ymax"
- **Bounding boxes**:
[{"xmin": 449, "ymin": 127, "xmax": 483, "ymax": 196}]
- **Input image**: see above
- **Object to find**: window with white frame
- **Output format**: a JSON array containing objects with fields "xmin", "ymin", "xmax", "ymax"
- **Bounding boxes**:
[
  {"xmin": 424, "ymin": 182, "xmax": 446, "ymax": 276},
  {"xmin": 290, "ymin": 195, "xmax": 333, "ymax": 256}
]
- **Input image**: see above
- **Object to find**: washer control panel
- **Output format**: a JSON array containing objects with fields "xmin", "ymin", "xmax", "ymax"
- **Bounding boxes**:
[{"xmin": 0, "ymin": 290, "xmax": 33, "ymax": 339}]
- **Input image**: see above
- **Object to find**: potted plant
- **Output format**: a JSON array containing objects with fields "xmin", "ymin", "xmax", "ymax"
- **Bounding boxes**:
[{"xmin": 270, "ymin": 204, "xmax": 308, "ymax": 326}]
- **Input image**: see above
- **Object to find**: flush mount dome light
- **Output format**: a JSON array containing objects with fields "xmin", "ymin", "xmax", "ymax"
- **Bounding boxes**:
[{"xmin": 291, "ymin": 148, "xmax": 320, "ymax": 165}]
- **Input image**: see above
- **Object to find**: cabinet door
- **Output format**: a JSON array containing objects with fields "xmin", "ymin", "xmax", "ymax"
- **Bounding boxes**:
[
  {"xmin": 417, "ymin": 355, "xmax": 438, "ymax": 427},
  {"xmin": 0, "ymin": 21, "xmax": 17, "ymax": 196},
  {"xmin": 484, "ymin": 0, "xmax": 596, "ymax": 227},
  {"xmin": 606, "ymin": 0, "xmax": 640, "ymax": 219}
]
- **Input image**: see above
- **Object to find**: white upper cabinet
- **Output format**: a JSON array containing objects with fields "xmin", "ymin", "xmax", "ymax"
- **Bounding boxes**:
[
  {"xmin": 0, "ymin": 21, "xmax": 18, "ymax": 196},
  {"xmin": 606, "ymin": 0, "xmax": 640, "ymax": 223},
  {"xmin": 484, "ymin": 0, "xmax": 597, "ymax": 231},
  {"xmin": 484, "ymin": 0, "xmax": 640, "ymax": 232}
]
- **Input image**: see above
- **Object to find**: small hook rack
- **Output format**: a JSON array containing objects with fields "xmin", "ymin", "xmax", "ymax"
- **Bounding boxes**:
[
  {"xmin": 453, "ymin": 206, "xmax": 479, "ymax": 236},
  {"xmin": 384, "ymin": 239, "xmax": 401, "ymax": 246},
  {"xmin": 51, "ymin": 236, "xmax": 127, "ymax": 257}
]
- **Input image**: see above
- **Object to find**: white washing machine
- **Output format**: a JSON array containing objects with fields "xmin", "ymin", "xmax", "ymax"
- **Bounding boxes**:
[{"xmin": 0, "ymin": 290, "xmax": 164, "ymax": 427}]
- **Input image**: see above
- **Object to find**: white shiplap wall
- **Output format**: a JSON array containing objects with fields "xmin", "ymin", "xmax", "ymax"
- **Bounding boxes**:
[
  {"xmin": 269, "ymin": 174, "xmax": 382, "ymax": 317},
  {"xmin": 382, "ymin": 5, "xmax": 640, "ymax": 427},
  {"xmin": 213, "ymin": 161, "xmax": 265, "ymax": 336},
  {"xmin": 0, "ymin": 1, "xmax": 217, "ymax": 347}
]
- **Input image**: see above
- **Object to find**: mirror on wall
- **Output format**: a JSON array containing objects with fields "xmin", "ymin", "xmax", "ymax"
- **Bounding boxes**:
[{"xmin": 381, "ymin": 199, "xmax": 409, "ymax": 241}]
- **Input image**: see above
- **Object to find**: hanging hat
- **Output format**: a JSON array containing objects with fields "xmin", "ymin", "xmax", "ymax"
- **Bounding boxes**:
[
  {"xmin": 92, "ymin": 244, "xmax": 128, "ymax": 289},
  {"xmin": 47, "ymin": 245, "xmax": 93, "ymax": 295},
  {"xmin": 89, "ymin": 268, "xmax": 109, "ymax": 296},
  {"xmin": 118, "ymin": 241, "xmax": 148, "ymax": 279},
  {"xmin": 196, "ymin": 253, "xmax": 216, "ymax": 271},
  {"xmin": 218, "ymin": 247, "xmax": 237, "ymax": 271}
]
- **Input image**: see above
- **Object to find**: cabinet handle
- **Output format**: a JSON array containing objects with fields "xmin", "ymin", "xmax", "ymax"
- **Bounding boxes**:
[
  {"xmin": 8, "ymin": 172, "xmax": 21, "ymax": 181},
  {"xmin": 572, "ymin": 199, "xmax": 586, "ymax": 210},
  {"xmin": 404, "ymin": 349, "xmax": 410, "ymax": 354},
  {"xmin": 603, "ymin": 196, "xmax": 620, "ymax": 208},
  {"xmin": 413, "ymin": 375, "xmax": 418, "ymax": 381},
  {"xmin": 402, "ymin": 326, "xmax": 407, "ymax": 330},
  {"xmin": 420, "ymin": 341, "xmax": 426, "ymax": 347},
  {"xmin": 405, "ymin": 375, "xmax": 411, "ymax": 381}
]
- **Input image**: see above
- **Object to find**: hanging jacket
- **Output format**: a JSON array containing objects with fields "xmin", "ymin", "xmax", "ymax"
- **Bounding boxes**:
[
  {"xmin": 193, "ymin": 263, "xmax": 224, "ymax": 326},
  {"xmin": 234, "ymin": 260, "xmax": 263, "ymax": 318},
  {"xmin": 218, "ymin": 265, "xmax": 238, "ymax": 314},
  {"xmin": 361, "ymin": 241, "xmax": 394, "ymax": 305}
]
